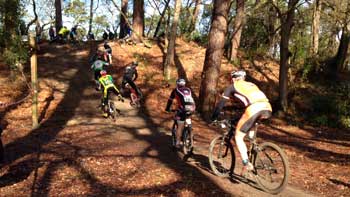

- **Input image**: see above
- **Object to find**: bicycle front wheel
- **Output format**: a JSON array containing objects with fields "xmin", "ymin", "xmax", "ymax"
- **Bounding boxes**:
[
  {"xmin": 208, "ymin": 135, "xmax": 235, "ymax": 177},
  {"xmin": 253, "ymin": 142, "xmax": 290, "ymax": 194}
]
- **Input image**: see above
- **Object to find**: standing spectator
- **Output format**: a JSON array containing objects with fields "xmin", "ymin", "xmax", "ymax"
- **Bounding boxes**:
[
  {"xmin": 49, "ymin": 26, "xmax": 55, "ymax": 41},
  {"xmin": 88, "ymin": 32, "xmax": 95, "ymax": 40},
  {"xmin": 35, "ymin": 20, "xmax": 42, "ymax": 43},
  {"xmin": 58, "ymin": 26, "xmax": 69, "ymax": 42},
  {"xmin": 102, "ymin": 29, "xmax": 108, "ymax": 40},
  {"xmin": 70, "ymin": 25, "xmax": 78, "ymax": 42},
  {"xmin": 108, "ymin": 29, "xmax": 114, "ymax": 40}
]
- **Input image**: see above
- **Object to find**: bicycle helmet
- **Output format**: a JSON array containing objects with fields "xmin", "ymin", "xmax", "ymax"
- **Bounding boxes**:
[
  {"xmin": 131, "ymin": 61, "xmax": 138, "ymax": 66},
  {"xmin": 231, "ymin": 70, "xmax": 246, "ymax": 80},
  {"xmin": 100, "ymin": 70, "xmax": 107, "ymax": 76},
  {"xmin": 176, "ymin": 78, "xmax": 186, "ymax": 87}
]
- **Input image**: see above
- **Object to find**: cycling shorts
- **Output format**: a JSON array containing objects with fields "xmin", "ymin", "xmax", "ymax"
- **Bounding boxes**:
[{"xmin": 236, "ymin": 102, "xmax": 272, "ymax": 133}]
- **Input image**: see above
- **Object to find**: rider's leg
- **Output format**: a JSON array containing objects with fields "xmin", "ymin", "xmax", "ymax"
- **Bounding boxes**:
[
  {"xmin": 176, "ymin": 120, "xmax": 185, "ymax": 148},
  {"xmin": 235, "ymin": 111, "xmax": 253, "ymax": 170},
  {"xmin": 127, "ymin": 79, "xmax": 142, "ymax": 98},
  {"xmin": 175, "ymin": 111, "xmax": 186, "ymax": 148}
]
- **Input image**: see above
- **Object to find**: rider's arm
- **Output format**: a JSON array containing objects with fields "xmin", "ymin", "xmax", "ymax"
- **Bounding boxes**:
[
  {"xmin": 165, "ymin": 89, "xmax": 176, "ymax": 112},
  {"xmin": 211, "ymin": 86, "xmax": 235, "ymax": 121},
  {"xmin": 133, "ymin": 69, "xmax": 138, "ymax": 81}
]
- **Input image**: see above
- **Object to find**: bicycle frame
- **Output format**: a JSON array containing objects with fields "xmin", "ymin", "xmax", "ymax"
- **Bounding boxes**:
[{"xmin": 171, "ymin": 113, "xmax": 193, "ymax": 146}]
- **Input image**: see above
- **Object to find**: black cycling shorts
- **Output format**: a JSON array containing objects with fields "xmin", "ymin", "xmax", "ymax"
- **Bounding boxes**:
[{"xmin": 240, "ymin": 110, "xmax": 272, "ymax": 133}]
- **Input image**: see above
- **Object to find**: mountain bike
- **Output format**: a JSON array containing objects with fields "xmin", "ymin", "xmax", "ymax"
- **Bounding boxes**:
[
  {"xmin": 124, "ymin": 83, "xmax": 142, "ymax": 108},
  {"xmin": 170, "ymin": 110, "xmax": 194, "ymax": 156},
  {"xmin": 99, "ymin": 96, "xmax": 123, "ymax": 120},
  {"xmin": 208, "ymin": 118, "xmax": 289, "ymax": 194}
]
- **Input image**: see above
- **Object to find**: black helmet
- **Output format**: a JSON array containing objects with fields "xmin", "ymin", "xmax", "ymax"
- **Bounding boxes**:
[{"xmin": 131, "ymin": 61, "xmax": 138, "ymax": 66}]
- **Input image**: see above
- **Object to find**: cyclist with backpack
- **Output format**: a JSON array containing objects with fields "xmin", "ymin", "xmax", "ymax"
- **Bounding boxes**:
[
  {"xmin": 91, "ymin": 59, "xmax": 110, "ymax": 90},
  {"xmin": 98, "ymin": 70, "xmax": 123, "ymax": 117},
  {"xmin": 165, "ymin": 79, "xmax": 196, "ymax": 148}
]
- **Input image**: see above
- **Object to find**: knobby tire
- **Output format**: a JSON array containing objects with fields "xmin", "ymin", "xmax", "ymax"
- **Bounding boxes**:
[
  {"xmin": 253, "ymin": 142, "xmax": 289, "ymax": 194},
  {"xmin": 209, "ymin": 135, "xmax": 235, "ymax": 177}
]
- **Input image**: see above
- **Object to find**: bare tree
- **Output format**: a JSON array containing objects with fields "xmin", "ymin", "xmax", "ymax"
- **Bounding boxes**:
[
  {"xmin": 163, "ymin": 0, "xmax": 182, "ymax": 80},
  {"xmin": 153, "ymin": 0, "xmax": 170, "ymax": 38},
  {"xmin": 198, "ymin": 0, "xmax": 230, "ymax": 120},
  {"xmin": 187, "ymin": 0, "xmax": 201, "ymax": 34}
]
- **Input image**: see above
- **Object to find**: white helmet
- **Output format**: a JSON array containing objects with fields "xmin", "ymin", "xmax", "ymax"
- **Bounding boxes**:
[
  {"xmin": 231, "ymin": 70, "xmax": 246, "ymax": 80},
  {"xmin": 176, "ymin": 78, "xmax": 186, "ymax": 87}
]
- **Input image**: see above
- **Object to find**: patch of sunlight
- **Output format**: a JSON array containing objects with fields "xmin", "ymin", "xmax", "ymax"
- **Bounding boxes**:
[{"xmin": 137, "ymin": 128, "xmax": 152, "ymax": 135}]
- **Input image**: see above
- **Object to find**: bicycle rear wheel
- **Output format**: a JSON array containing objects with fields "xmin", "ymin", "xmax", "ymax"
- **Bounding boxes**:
[
  {"xmin": 253, "ymin": 142, "xmax": 289, "ymax": 194},
  {"xmin": 208, "ymin": 135, "xmax": 235, "ymax": 177},
  {"xmin": 182, "ymin": 128, "xmax": 193, "ymax": 156},
  {"xmin": 109, "ymin": 101, "xmax": 117, "ymax": 119},
  {"xmin": 130, "ymin": 92, "xmax": 140, "ymax": 108}
]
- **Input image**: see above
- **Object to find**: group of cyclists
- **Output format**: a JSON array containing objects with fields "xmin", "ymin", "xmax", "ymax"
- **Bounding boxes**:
[
  {"xmin": 90, "ymin": 41, "xmax": 273, "ymax": 173},
  {"xmin": 90, "ymin": 42, "xmax": 142, "ymax": 117}
]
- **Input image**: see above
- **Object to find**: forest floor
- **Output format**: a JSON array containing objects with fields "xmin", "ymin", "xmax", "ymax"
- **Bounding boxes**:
[{"xmin": 0, "ymin": 40, "xmax": 349, "ymax": 197}]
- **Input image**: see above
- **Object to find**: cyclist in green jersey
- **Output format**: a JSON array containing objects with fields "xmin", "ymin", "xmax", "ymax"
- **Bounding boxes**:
[{"xmin": 98, "ymin": 70, "xmax": 123, "ymax": 117}]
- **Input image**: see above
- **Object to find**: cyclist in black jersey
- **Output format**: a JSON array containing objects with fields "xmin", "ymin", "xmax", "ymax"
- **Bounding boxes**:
[{"xmin": 121, "ymin": 61, "xmax": 142, "ymax": 99}]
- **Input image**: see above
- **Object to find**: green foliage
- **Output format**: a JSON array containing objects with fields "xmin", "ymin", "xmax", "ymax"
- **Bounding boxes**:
[
  {"xmin": 93, "ymin": 15, "xmax": 109, "ymax": 37},
  {"xmin": 308, "ymin": 83, "xmax": 350, "ymax": 128},
  {"xmin": 183, "ymin": 31, "xmax": 208, "ymax": 45},
  {"xmin": 2, "ymin": 35, "xmax": 28, "ymax": 70},
  {"xmin": 241, "ymin": 17, "xmax": 269, "ymax": 52},
  {"xmin": 64, "ymin": 0, "xmax": 88, "ymax": 25}
]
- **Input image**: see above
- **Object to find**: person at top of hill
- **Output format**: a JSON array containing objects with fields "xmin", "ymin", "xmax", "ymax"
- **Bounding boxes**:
[
  {"xmin": 58, "ymin": 26, "xmax": 69, "ymax": 39},
  {"xmin": 211, "ymin": 70, "xmax": 272, "ymax": 173}
]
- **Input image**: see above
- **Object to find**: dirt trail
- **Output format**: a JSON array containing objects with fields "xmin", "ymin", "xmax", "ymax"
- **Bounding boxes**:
[{"xmin": 0, "ymin": 42, "xmax": 315, "ymax": 196}]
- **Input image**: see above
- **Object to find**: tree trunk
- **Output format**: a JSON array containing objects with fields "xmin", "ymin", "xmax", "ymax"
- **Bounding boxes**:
[
  {"xmin": 164, "ymin": 7, "xmax": 171, "ymax": 47},
  {"xmin": 153, "ymin": 0, "xmax": 170, "ymax": 38},
  {"xmin": 188, "ymin": 0, "xmax": 201, "ymax": 34},
  {"xmin": 132, "ymin": 0, "xmax": 144, "ymax": 43},
  {"xmin": 230, "ymin": 0, "xmax": 245, "ymax": 62},
  {"xmin": 55, "ymin": 0, "xmax": 62, "ymax": 32},
  {"xmin": 311, "ymin": 0, "xmax": 322, "ymax": 56},
  {"xmin": 88, "ymin": 0, "xmax": 94, "ymax": 34},
  {"xmin": 267, "ymin": 3, "xmax": 278, "ymax": 57},
  {"xmin": 278, "ymin": 0, "xmax": 299, "ymax": 112},
  {"xmin": 119, "ymin": 0, "xmax": 128, "ymax": 38},
  {"xmin": 198, "ymin": 0, "xmax": 230, "ymax": 120},
  {"xmin": 334, "ymin": 1, "xmax": 350, "ymax": 72},
  {"xmin": 163, "ymin": 0, "xmax": 182, "ymax": 80},
  {"xmin": 334, "ymin": 27, "xmax": 350, "ymax": 72}
]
